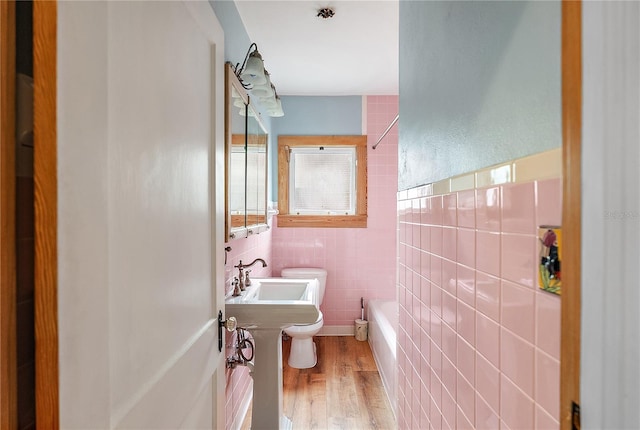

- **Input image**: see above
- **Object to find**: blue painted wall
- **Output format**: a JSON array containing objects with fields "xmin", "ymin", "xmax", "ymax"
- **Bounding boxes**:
[
  {"xmin": 209, "ymin": 1, "xmax": 250, "ymax": 63},
  {"xmin": 274, "ymin": 96, "xmax": 362, "ymax": 136},
  {"xmin": 399, "ymin": 1, "xmax": 561, "ymax": 190}
]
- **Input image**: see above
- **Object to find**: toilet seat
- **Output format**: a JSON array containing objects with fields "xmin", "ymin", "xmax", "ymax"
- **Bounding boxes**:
[{"xmin": 284, "ymin": 311, "xmax": 323, "ymax": 334}]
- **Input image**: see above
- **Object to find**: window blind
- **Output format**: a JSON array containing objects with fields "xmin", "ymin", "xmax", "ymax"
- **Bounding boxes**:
[{"xmin": 290, "ymin": 147, "xmax": 356, "ymax": 214}]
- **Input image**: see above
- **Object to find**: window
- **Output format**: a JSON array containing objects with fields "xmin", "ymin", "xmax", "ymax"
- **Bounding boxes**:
[
  {"xmin": 278, "ymin": 135, "xmax": 367, "ymax": 227},
  {"xmin": 290, "ymin": 147, "xmax": 356, "ymax": 214}
]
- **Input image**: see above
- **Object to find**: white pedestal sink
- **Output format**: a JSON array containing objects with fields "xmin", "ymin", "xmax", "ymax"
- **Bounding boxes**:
[{"xmin": 225, "ymin": 278, "xmax": 320, "ymax": 430}]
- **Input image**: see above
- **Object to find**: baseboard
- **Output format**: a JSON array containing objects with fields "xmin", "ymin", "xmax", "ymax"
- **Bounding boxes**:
[
  {"xmin": 317, "ymin": 325, "xmax": 355, "ymax": 336},
  {"xmin": 230, "ymin": 382, "xmax": 253, "ymax": 430}
]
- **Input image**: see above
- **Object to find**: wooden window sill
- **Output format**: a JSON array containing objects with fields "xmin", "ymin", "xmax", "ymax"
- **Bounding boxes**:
[{"xmin": 276, "ymin": 215, "xmax": 367, "ymax": 228}]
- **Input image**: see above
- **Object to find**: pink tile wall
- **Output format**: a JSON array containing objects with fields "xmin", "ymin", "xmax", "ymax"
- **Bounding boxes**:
[
  {"xmin": 397, "ymin": 178, "xmax": 562, "ymax": 430},
  {"xmin": 224, "ymin": 230, "xmax": 273, "ymax": 296},
  {"xmin": 271, "ymin": 96, "xmax": 399, "ymax": 326},
  {"xmin": 224, "ymin": 230, "xmax": 273, "ymax": 429}
]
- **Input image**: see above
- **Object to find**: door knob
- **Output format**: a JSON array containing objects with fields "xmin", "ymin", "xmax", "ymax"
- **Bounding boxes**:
[{"xmin": 218, "ymin": 310, "xmax": 237, "ymax": 352}]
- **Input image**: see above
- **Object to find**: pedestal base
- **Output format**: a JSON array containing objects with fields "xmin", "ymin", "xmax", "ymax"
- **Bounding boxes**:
[{"xmin": 249, "ymin": 329, "xmax": 288, "ymax": 430}]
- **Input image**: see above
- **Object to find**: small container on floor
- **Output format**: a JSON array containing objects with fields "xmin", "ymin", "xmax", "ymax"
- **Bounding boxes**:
[{"xmin": 355, "ymin": 319, "xmax": 368, "ymax": 341}]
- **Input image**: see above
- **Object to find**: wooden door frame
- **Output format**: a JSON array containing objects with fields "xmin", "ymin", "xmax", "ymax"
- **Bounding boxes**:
[
  {"xmin": 561, "ymin": 1, "xmax": 582, "ymax": 429},
  {"xmin": 1, "ymin": 1, "xmax": 18, "ymax": 428},
  {"xmin": 1, "ymin": 3, "xmax": 59, "ymax": 426},
  {"xmin": 33, "ymin": 0, "xmax": 59, "ymax": 427}
]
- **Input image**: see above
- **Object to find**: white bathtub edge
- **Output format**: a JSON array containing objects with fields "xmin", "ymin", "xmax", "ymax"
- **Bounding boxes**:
[
  {"xmin": 368, "ymin": 336, "xmax": 397, "ymax": 420},
  {"xmin": 367, "ymin": 299, "xmax": 398, "ymax": 419}
]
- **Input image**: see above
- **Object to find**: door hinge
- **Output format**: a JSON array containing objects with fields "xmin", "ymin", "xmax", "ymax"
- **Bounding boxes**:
[{"xmin": 572, "ymin": 401, "xmax": 581, "ymax": 430}]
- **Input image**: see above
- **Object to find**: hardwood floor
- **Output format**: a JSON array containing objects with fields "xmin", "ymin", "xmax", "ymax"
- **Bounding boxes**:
[{"xmin": 241, "ymin": 336, "xmax": 396, "ymax": 430}]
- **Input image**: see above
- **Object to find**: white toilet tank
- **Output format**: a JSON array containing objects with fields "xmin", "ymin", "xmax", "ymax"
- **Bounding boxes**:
[{"xmin": 280, "ymin": 268, "xmax": 327, "ymax": 306}]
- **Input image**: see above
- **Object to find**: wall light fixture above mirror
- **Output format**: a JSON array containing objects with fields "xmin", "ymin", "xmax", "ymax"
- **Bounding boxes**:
[{"xmin": 230, "ymin": 43, "xmax": 284, "ymax": 117}]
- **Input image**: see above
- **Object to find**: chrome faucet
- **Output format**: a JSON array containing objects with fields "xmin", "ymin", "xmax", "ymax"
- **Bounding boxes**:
[
  {"xmin": 232, "ymin": 277, "xmax": 241, "ymax": 297},
  {"xmin": 234, "ymin": 258, "xmax": 267, "ymax": 292}
]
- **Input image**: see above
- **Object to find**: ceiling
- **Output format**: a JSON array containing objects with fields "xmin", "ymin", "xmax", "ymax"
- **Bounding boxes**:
[{"xmin": 234, "ymin": 0, "xmax": 399, "ymax": 96}]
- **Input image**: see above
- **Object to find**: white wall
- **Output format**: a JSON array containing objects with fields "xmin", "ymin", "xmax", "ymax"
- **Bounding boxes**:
[
  {"xmin": 57, "ymin": 2, "xmax": 226, "ymax": 428},
  {"xmin": 581, "ymin": 1, "xmax": 640, "ymax": 428}
]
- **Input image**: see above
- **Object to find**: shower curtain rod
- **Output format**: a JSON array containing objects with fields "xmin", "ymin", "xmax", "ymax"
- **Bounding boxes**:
[{"xmin": 372, "ymin": 114, "xmax": 399, "ymax": 150}]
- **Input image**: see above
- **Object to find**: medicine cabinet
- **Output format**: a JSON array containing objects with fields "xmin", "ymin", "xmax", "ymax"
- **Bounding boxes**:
[{"xmin": 225, "ymin": 63, "xmax": 269, "ymax": 240}]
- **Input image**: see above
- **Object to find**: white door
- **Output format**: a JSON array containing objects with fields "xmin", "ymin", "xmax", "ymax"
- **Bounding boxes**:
[{"xmin": 57, "ymin": 1, "xmax": 226, "ymax": 428}]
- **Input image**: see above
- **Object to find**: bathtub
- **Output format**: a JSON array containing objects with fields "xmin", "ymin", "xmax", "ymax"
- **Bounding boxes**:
[{"xmin": 367, "ymin": 299, "xmax": 397, "ymax": 417}]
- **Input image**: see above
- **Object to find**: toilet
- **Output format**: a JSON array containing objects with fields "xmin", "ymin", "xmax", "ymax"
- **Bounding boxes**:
[{"xmin": 281, "ymin": 267, "xmax": 327, "ymax": 369}]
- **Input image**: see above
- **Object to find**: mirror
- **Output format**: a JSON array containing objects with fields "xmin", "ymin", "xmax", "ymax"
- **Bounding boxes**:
[
  {"xmin": 225, "ymin": 63, "xmax": 269, "ymax": 240},
  {"xmin": 246, "ymin": 110, "xmax": 267, "ymax": 227}
]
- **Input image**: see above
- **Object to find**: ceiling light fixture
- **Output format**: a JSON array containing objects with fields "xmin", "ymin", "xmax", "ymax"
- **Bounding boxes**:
[
  {"xmin": 231, "ymin": 43, "xmax": 284, "ymax": 117},
  {"xmin": 317, "ymin": 7, "xmax": 335, "ymax": 19}
]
